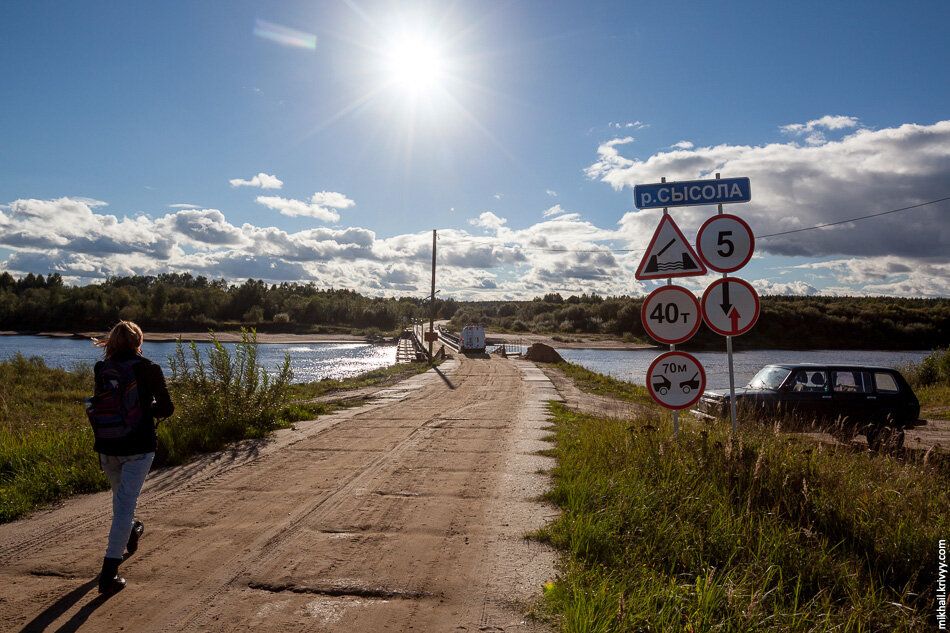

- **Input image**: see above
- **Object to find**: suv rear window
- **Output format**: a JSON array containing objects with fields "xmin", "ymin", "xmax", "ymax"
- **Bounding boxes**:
[
  {"xmin": 874, "ymin": 372, "xmax": 900, "ymax": 393},
  {"xmin": 832, "ymin": 370, "xmax": 872, "ymax": 393}
]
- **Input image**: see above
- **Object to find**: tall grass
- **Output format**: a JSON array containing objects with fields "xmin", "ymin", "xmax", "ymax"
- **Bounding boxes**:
[
  {"xmin": 0, "ymin": 355, "xmax": 104, "ymax": 522},
  {"xmin": 556, "ymin": 362, "xmax": 653, "ymax": 406},
  {"xmin": 160, "ymin": 329, "xmax": 293, "ymax": 464},
  {"xmin": 537, "ymin": 404, "xmax": 949, "ymax": 631}
]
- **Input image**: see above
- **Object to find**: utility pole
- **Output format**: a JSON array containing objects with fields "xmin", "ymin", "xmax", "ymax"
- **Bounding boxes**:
[{"xmin": 429, "ymin": 229, "xmax": 436, "ymax": 359}]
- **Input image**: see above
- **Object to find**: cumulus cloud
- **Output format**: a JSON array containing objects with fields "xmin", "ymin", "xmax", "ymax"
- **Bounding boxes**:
[
  {"xmin": 469, "ymin": 211, "xmax": 507, "ymax": 231},
  {"xmin": 591, "ymin": 119, "xmax": 950, "ymax": 262},
  {"xmin": 546, "ymin": 189, "xmax": 558, "ymax": 197},
  {"xmin": 255, "ymin": 191, "xmax": 354, "ymax": 222},
  {"xmin": 229, "ymin": 173, "xmax": 283, "ymax": 189},
  {"xmin": 752, "ymin": 279, "xmax": 820, "ymax": 296},
  {"xmin": 3, "ymin": 119, "xmax": 948, "ymax": 301}
]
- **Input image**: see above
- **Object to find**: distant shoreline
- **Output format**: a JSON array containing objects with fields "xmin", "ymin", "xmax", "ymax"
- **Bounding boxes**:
[
  {"xmin": 0, "ymin": 331, "xmax": 373, "ymax": 344},
  {"xmin": 0, "ymin": 329, "xmax": 660, "ymax": 350}
]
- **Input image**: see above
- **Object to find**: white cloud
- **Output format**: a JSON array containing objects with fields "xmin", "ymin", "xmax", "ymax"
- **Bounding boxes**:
[
  {"xmin": 671, "ymin": 141, "xmax": 694, "ymax": 150},
  {"xmin": 546, "ymin": 189, "xmax": 558, "ymax": 197},
  {"xmin": 751, "ymin": 279, "xmax": 819, "ymax": 296},
  {"xmin": 780, "ymin": 115, "xmax": 860, "ymax": 135},
  {"xmin": 255, "ymin": 191, "xmax": 354, "ymax": 222},
  {"xmin": 469, "ymin": 211, "xmax": 507, "ymax": 231},
  {"xmin": 4, "ymin": 120, "xmax": 949, "ymax": 302},
  {"xmin": 591, "ymin": 120, "xmax": 950, "ymax": 261},
  {"xmin": 780, "ymin": 115, "xmax": 861, "ymax": 146},
  {"xmin": 610, "ymin": 121, "xmax": 647, "ymax": 130},
  {"xmin": 168, "ymin": 203, "xmax": 201, "ymax": 209},
  {"xmin": 229, "ymin": 173, "xmax": 284, "ymax": 189}
]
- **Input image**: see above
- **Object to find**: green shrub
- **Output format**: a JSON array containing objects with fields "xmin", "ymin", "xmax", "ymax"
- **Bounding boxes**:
[
  {"xmin": 160, "ymin": 329, "xmax": 292, "ymax": 464},
  {"xmin": 901, "ymin": 347, "xmax": 950, "ymax": 388}
]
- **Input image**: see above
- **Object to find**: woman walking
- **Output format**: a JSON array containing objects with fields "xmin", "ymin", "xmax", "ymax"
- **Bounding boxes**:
[{"xmin": 91, "ymin": 321, "xmax": 173, "ymax": 594}]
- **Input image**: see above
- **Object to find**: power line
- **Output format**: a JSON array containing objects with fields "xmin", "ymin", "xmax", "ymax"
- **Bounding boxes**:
[
  {"xmin": 486, "ymin": 195, "xmax": 950, "ymax": 253},
  {"xmin": 755, "ymin": 196, "xmax": 950, "ymax": 239}
]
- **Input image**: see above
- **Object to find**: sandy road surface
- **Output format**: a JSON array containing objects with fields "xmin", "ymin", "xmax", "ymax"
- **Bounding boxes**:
[{"xmin": 0, "ymin": 357, "xmax": 560, "ymax": 632}]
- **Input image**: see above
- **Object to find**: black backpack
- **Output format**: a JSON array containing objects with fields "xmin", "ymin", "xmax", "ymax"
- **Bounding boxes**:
[{"xmin": 85, "ymin": 359, "xmax": 144, "ymax": 440}]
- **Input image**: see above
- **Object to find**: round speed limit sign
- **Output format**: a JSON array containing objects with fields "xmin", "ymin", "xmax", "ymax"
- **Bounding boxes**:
[
  {"xmin": 696, "ymin": 214, "xmax": 754, "ymax": 273},
  {"xmin": 641, "ymin": 285, "xmax": 701, "ymax": 345}
]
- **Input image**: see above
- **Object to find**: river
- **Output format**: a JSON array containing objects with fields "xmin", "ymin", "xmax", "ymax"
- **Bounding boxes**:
[
  {"xmin": 0, "ymin": 336, "xmax": 396, "ymax": 383},
  {"xmin": 0, "ymin": 335, "xmax": 931, "ymax": 388},
  {"xmin": 557, "ymin": 348, "xmax": 931, "ymax": 390}
]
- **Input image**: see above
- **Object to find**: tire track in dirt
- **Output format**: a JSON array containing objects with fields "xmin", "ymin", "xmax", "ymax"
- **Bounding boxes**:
[{"xmin": 1, "ymin": 356, "xmax": 558, "ymax": 632}]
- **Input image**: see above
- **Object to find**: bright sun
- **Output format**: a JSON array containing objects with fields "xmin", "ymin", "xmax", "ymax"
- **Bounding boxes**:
[{"xmin": 384, "ymin": 36, "xmax": 445, "ymax": 94}]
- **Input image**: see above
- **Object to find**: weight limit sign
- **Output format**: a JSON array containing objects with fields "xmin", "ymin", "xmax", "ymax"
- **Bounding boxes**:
[{"xmin": 641, "ymin": 285, "xmax": 701, "ymax": 345}]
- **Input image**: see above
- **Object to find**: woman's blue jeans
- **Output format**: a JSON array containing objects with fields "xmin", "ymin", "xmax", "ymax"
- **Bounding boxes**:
[{"xmin": 99, "ymin": 452, "xmax": 154, "ymax": 559}]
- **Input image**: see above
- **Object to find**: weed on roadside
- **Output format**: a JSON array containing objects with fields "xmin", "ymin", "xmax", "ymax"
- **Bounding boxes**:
[{"xmin": 537, "ymin": 403, "xmax": 949, "ymax": 631}]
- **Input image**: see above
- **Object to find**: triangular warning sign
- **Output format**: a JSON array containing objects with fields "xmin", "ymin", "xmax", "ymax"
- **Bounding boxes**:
[{"xmin": 635, "ymin": 214, "xmax": 707, "ymax": 280}]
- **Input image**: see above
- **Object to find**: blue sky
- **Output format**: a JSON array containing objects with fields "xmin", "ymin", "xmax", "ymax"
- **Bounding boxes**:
[{"xmin": 2, "ymin": 0, "xmax": 949, "ymax": 298}]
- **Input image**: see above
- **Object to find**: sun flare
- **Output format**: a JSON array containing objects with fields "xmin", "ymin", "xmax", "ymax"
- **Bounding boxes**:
[{"xmin": 384, "ymin": 36, "xmax": 445, "ymax": 94}]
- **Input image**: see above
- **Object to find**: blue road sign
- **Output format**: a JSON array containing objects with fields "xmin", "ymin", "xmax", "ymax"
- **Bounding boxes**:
[{"xmin": 634, "ymin": 177, "xmax": 751, "ymax": 209}]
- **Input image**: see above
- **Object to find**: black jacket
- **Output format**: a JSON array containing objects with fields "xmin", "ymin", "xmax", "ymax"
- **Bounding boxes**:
[{"xmin": 93, "ymin": 351, "xmax": 174, "ymax": 455}]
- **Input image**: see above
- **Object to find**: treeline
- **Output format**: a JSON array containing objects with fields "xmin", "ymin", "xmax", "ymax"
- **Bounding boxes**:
[
  {"xmin": 448, "ymin": 292, "xmax": 950, "ymax": 350},
  {"xmin": 0, "ymin": 272, "xmax": 459, "ymax": 334},
  {"xmin": 1, "ymin": 273, "xmax": 948, "ymax": 349}
]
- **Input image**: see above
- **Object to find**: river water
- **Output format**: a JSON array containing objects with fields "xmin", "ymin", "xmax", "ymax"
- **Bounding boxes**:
[
  {"xmin": 0, "ymin": 336, "xmax": 396, "ymax": 383},
  {"xmin": 0, "ymin": 335, "xmax": 930, "ymax": 388},
  {"xmin": 557, "ymin": 348, "xmax": 931, "ymax": 390}
]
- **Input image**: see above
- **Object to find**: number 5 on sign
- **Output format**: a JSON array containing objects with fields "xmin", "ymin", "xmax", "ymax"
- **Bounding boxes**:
[
  {"xmin": 641, "ymin": 285, "xmax": 701, "ymax": 345},
  {"xmin": 696, "ymin": 214, "xmax": 755, "ymax": 273}
]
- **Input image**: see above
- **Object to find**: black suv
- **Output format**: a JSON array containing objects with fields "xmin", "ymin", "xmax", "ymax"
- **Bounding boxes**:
[{"xmin": 695, "ymin": 364, "xmax": 922, "ymax": 450}]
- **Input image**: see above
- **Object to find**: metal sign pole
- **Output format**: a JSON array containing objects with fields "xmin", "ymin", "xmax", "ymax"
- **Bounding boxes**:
[
  {"xmin": 660, "ymin": 178, "xmax": 679, "ymax": 439},
  {"xmin": 716, "ymin": 173, "xmax": 738, "ymax": 434}
]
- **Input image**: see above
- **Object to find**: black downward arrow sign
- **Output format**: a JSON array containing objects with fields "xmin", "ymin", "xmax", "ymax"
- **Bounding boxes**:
[{"xmin": 720, "ymin": 281, "xmax": 732, "ymax": 316}]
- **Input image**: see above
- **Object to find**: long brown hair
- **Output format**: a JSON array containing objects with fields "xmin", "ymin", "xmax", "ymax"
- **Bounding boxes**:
[{"xmin": 94, "ymin": 320, "xmax": 144, "ymax": 359}]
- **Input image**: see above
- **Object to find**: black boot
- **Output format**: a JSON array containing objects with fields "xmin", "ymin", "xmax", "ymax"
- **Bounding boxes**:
[
  {"xmin": 98, "ymin": 557, "xmax": 126, "ymax": 594},
  {"xmin": 126, "ymin": 521, "xmax": 145, "ymax": 557}
]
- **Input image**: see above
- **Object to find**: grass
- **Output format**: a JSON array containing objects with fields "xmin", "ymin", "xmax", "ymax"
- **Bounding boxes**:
[
  {"xmin": 556, "ymin": 362, "xmax": 653, "ymax": 406},
  {"xmin": 535, "ymin": 401, "xmax": 950, "ymax": 632},
  {"xmin": 0, "ymin": 343, "xmax": 436, "ymax": 522},
  {"xmin": 0, "ymin": 355, "xmax": 104, "ymax": 523}
]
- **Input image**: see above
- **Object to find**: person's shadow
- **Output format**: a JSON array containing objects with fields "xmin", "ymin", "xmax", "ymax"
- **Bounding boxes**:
[{"xmin": 18, "ymin": 578, "xmax": 117, "ymax": 633}]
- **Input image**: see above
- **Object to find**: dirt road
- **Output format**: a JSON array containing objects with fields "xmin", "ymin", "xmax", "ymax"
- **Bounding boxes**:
[{"xmin": 0, "ymin": 357, "xmax": 560, "ymax": 632}]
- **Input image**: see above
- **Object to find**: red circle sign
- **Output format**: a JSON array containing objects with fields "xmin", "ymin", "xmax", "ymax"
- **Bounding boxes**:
[
  {"xmin": 646, "ymin": 351, "xmax": 706, "ymax": 410},
  {"xmin": 641, "ymin": 285, "xmax": 701, "ymax": 345},
  {"xmin": 701, "ymin": 277, "xmax": 760, "ymax": 336},
  {"xmin": 696, "ymin": 214, "xmax": 755, "ymax": 273}
]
